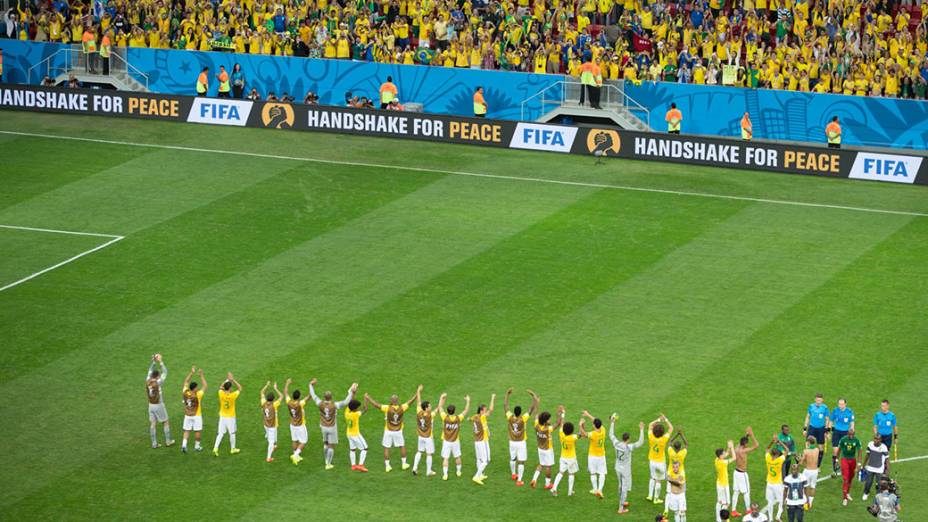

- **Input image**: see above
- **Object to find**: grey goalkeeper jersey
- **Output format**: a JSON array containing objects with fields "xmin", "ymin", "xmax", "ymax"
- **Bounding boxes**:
[{"xmin": 610, "ymin": 425, "xmax": 644, "ymax": 474}]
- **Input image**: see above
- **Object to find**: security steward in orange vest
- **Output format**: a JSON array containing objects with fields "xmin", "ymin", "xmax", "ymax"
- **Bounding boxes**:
[
  {"xmin": 99, "ymin": 31, "xmax": 112, "ymax": 76},
  {"xmin": 379, "ymin": 76, "xmax": 398, "ymax": 109},
  {"xmin": 740, "ymin": 112, "xmax": 753, "ymax": 141},
  {"xmin": 473, "ymin": 86, "xmax": 487, "ymax": 117},
  {"xmin": 665, "ymin": 103, "xmax": 682, "ymax": 134},
  {"xmin": 825, "ymin": 116, "xmax": 841, "ymax": 149},
  {"xmin": 196, "ymin": 67, "xmax": 209, "ymax": 97},
  {"xmin": 216, "ymin": 65, "xmax": 231, "ymax": 98}
]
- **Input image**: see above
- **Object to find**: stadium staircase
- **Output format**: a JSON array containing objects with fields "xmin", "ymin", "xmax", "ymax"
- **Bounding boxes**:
[
  {"xmin": 28, "ymin": 45, "xmax": 150, "ymax": 92},
  {"xmin": 521, "ymin": 80, "xmax": 650, "ymax": 131}
]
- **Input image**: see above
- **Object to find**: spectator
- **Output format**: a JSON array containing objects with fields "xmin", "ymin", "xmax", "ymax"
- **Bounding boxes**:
[
  {"xmin": 246, "ymin": 88, "xmax": 261, "ymax": 101},
  {"xmin": 42, "ymin": 75, "xmax": 55, "ymax": 87},
  {"xmin": 67, "ymin": 74, "xmax": 80, "ymax": 88},
  {"xmin": 231, "ymin": 64, "xmax": 246, "ymax": 99},
  {"xmin": 266, "ymin": 91, "xmax": 278, "ymax": 102},
  {"xmin": 280, "ymin": 92, "xmax": 294, "ymax": 103},
  {"xmin": 303, "ymin": 91, "xmax": 318, "ymax": 105}
]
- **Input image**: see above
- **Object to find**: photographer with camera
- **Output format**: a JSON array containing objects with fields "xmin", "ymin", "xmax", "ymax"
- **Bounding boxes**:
[{"xmin": 869, "ymin": 479, "xmax": 900, "ymax": 521}]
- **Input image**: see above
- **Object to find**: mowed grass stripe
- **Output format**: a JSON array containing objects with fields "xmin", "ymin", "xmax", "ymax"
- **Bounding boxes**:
[
  {"xmin": 0, "ymin": 163, "xmax": 441, "ymax": 382},
  {"xmin": 0, "ymin": 136, "xmax": 155, "ymax": 212},
  {"xmin": 0, "ymin": 175, "xmax": 593, "ymax": 510}
]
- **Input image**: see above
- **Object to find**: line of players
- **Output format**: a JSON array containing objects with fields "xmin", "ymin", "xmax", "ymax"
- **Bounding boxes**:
[{"xmin": 145, "ymin": 356, "xmax": 898, "ymax": 521}]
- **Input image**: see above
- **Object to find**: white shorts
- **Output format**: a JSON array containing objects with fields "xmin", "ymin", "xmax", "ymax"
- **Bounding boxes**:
[
  {"xmin": 538, "ymin": 448, "xmax": 555, "ymax": 467},
  {"xmin": 348, "ymin": 434, "xmax": 368, "ymax": 450},
  {"xmin": 649, "ymin": 461, "xmax": 667, "ymax": 480},
  {"xmin": 667, "ymin": 491, "xmax": 687, "ymax": 512},
  {"xmin": 217, "ymin": 417, "xmax": 236, "ymax": 435},
  {"xmin": 509, "ymin": 440, "xmax": 527, "ymax": 462},
  {"xmin": 382, "ymin": 430, "xmax": 405, "ymax": 448},
  {"xmin": 717, "ymin": 485, "xmax": 731, "ymax": 504},
  {"xmin": 320, "ymin": 425, "xmax": 338, "ymax": 445},
  {"xmin": 588, "ymin": 455, "xmax": 607, "ymax": 474},
  {"xmin": 183, "ymin": 415, "xmax": 202, "ymax": 431},
  {"xmin": 418, "ymin": 436, "xmax": 435, "ymax": 454},
  {"xmin": 733, "ymin": 470, "xmax": 751, "ymax": 493},
  {"xmin": 559, "ymin": 457, "xmax": 579, "ymax": 474},
  {"xmin": 474, "ymin": 440, "xmax": 490, "ymax": 463},
  {"xmin": 766, "ymin": 483, "xmax": 784, "ymax": 504},
  {"xmin": 148, "ymin": 403, "xmax": 168, "ymax": 423},
  {"xmin": 441, "ymin": 439, "xmax": 462, "ymax": 459},
  {"xmin": 290, "ymin": 424, "xmax": 308, "ymax": 444},
  {"xmin": 265, "ymin": 426, "xmax": 277, "ymax": 445},
  {"xmin": 802, "ymin": 468, "xmax": 819, "ymax": 488}
]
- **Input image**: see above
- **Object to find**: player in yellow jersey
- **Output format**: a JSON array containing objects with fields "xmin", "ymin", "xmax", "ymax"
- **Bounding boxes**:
[
  {"xmin": 666, "ymin": 460, "xmax": 687, "ymax": 522},
  {"xmin": 551, "ymin": 409, "xmax": 584, "ymax": 497},
  {"xmin": 764, "ymin": 435, "xmax": 789, "ymax": 521},
  {"xmin": 412, "ymin": 387, "xmax": 443, "ymax": 477},
  {"xmin": 580, "ymin": 410, "xmax": 608, "ymax": 498},
  {"xmin": 345, "ymin": 398, "xmax": 369, "ymax": 472},
  {"xmin": 181, "ymin": 365, "xmax": 206, "ymax": 453},
  {"xmin": 530, "ymin": 403, "xmax": 564, "ymax": 490},
  {"xmin": 365, "ymin": 385, "xmax": 421, "ymax": 472},
  {"xmin": 260, "ymin": 381, "xmax": 282, "ymax": 462},
  {"xmin": 504, "ymin": 388, "xmax": 538, "ymax": 486},
  {"xmin": 212, "ymin": 372, "xmax": 242, "ymax": 456},
  {"xmin": 470, "ymin": 393, "xmax": 496, "ymax": 485},
  {"xmin": 664, "ymin": 430, "xmax": 688, "ymax": 515},
  {"xmin": 439, "ymin": 394, "xmax": 470, "ymax": 480},
  {"xmin": 647, "ymin": 414, "xmax": 674, "ymax": 504},
  {"xmin": 284, "ymin": 378, "xmax": 308, "ymax": 465},
  {"xmin": 714, "ymin": 440, "xmax": 736, "ymax": 522}
]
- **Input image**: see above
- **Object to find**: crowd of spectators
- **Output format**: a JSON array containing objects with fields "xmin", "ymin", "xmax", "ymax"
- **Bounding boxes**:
[{"xmin": 4, "ymin": 0, "xmax": 928, "ymax": 99}]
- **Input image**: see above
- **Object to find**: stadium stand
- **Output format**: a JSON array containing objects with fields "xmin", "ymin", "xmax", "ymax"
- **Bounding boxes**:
[{"xmin": 3, "ymin": 0, "xmax": 928, "ymax": 99}]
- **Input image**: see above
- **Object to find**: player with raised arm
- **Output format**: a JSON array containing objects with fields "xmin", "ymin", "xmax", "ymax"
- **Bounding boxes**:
[
  {"xmin": 666, "ymin": 460, "xmax": 687, "ymax": 522},
  {"xmin": 715, "ymin": 440, "xmax": 736, "ymax": 522},
  {"xmin": 365, "ymin": 385, "xmax": 421, "ymax": 472},
  {"xmin": 763, "ymin": 434, "xmax": 789, "ymax": 522},
  {"xmin": 551, "ymin": 408, "xmax": 583, "ymax": 497},
  {"xmin": 309, "ymin": 378, "xmax": 358, "ymax": 470},
  {"xmin": 260, "ymin": 381, "xmax": 282, "ymax": 462},
  {"xmin": 799, "ymin": 436, "xmax": 820, "ymax": 509},
  {"xmin": 284, "ymin": 378, "xmax": 308, "ymax": 465},
  {"xmin": 470, "ymin": 393, "xmax": 496, "ymax": 486},
  {"xmin": 440, "ymin": 394, "xmax": 470, "ymax": 480},
  {"xmin": 530, "ymin": 402, "xmax": 564, "ymax": 490},
  {"xmin": 664, "ymin": 429, "xmax": 688, "ymax": 516},
  {"xmin": 213, "ymin": 372, "xmax": 241, "ymax": 456},
  {"xmin": 145, "ymin": 354, "xmax": 174, "ymax": 449},
  {"xmin": 647, "ymin": 414, "xmax": 674, "ymax": 505},
  {"xmin": 181, "ymin": 365, "xmax": 206, "ymax": 453},
  {"xmin": 580, "ymin": 410, "xmax": 607, "ymax": 498},
  {"xmin": 412, "ymin": 387, "xmax": 441, "ymax": 477},
  {"xmin": 505, "ymin": 388, "xmax": 538, "ymax": 486},
  {"xmin": 610, "ymin": 415, "xmax": 645, "ymax": 514},
  {"xmin": 345, "ymin": 397, "xmax": 369, "ymax": 471},
  {"xmin": 731, "ymin": 426, "xmax": 759, "ymax": 518}
]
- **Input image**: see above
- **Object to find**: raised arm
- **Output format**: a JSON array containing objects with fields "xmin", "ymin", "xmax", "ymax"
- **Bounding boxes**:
[
  {"xmin": 632, "ymin": 422, "xmax": 646, "ymax": 449},
  {"xmin": 283, "ymin": 378, "xmax": 291, "ymax": 400},
  {"xmin": 274, "ymin": 382, "xmax": 282, "ymax": 400},
  {"xmin": 435, "ymin": 393, "xmax": 447, "ymax": 416},
  {"xmin": 662, "ymin": 413, "xmax": 674, "ymax": 436},
  {"xmin": 199, "ymin": 369, "xmax": 207, "ymax": 394},
  {"xmin": 678, "ymin": 429, "xmax": 689, "ymax": 448},
  {"xmin": 406, "ymin": 385, "xmax": 423, "ymax": 407},
  {"xmin": 527, "ymin": 389, "xmax": 539, "ymax": 418},
  {"xmin": 228, "ymin": 372, "xmax": 241, "ymax": 392},
  {"xmin": 609, "ymin": 414, "xmax": 618, "ymax": 445},
  {"xmin": 158, "ymin": 358, "xmax": 167, "ymax": 383},
  {"xmin": 337, "ymin": 382, "xmax": 358, "ymax": 408},
  {"xmin": 309, "ymin": 378, "xmax": 321, "ymax": 405},
  {"xmin": 486, "ymin": 393, "xmax": 496, "ymax": 416},
  {"xmin": 183, "ymin": 365, "xmax": 195, "ymax": 392},
  {"xmin": 553, "ymin": 405, "xmax": 565, "ymax": 432},
  {"xmin": 504, "ymin": 387, "xmax": 512, "ymax": 413},
  {"xmin": 726, "ymin": 440, "xmax": 736, "ymax": 461},
  {"xmin": 581, "ymin": 409, "xmax": 595, "ymax": 422},
  {"xmin": 461, "ymin": 395, "xmax": 471, "ymax": 418},
  {"xmin": 365, "ymin": 393, "xmax": 383, "ymax": 410},
  {"xmin": 746, "ymin": 426, "xmax": 759, "ymax": 451},
  {"xmin": 261, "ymin": 381, "xmax": 270, "ymax": 401},
  {"xmin": 578, "ymin": 418, "xmax": 588, "ymax": 438}
]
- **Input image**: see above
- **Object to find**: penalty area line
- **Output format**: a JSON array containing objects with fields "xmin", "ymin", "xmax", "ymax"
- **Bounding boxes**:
[{"xmin": 1, "ymin": 129, "xmax": 927, "ymax": 218}]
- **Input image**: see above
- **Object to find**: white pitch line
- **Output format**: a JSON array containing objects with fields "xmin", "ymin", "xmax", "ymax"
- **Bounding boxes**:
[
  {"xmin": 816, "ymin": 454, "xmax": 928, "ymax": 484},
  {"xmin": 2, "ymin": 129, "xmax": 927, "ymax": 219},
  {"xmin": 0, "ymin": 230, "xmax": 124, "ymax": 293}
]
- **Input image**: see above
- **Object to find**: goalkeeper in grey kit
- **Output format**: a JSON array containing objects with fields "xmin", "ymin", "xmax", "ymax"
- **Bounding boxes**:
[{"xmin": 610, "ymin": 414, "xmax": 645, "ymax": 514}]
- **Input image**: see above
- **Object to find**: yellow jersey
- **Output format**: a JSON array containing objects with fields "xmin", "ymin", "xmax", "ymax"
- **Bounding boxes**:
[
  {"xmin": 766, "ymin": 452, "xmax": 785, "ymax": 484},
  {"xmin": 218, "ymin": 389, "xmax": 240, "ymax": 418},
  {"xmin": 345, "ymin": 409, "xmax": 362, "ymax": 437},
  {"xmin": 559, "ymin": 428, "xmax": 579, "ymax": 460},
  {"xmin": 588, "ymin": 427, "xmax": 606, "ymax": 457},
  {"xmin": 715, "ymin": 457, "xmax": 729, "ymax": 486},
  {"xmin": 261, "ymin": 398, "xmax": 281, "ymax": 428},
  {"xmin": 380, "ymin": 403, "xmax": 409, "ymax": 431},
  {"xmin": 648, "ymin": 433, "xmax": 670, "ymax": 462},
  {"xmin": 668, "ymin": 446, "xmax": 687, "ymax": 472}
]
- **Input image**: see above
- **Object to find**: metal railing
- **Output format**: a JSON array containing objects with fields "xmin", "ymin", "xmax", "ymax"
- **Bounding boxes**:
[
  {"xmin": 520, "ymin": 80, "xmax": 650, "ymax": 128},
  {"xmin": 27, "ymin": 45, "xmax": 149, "ymax": 90}
]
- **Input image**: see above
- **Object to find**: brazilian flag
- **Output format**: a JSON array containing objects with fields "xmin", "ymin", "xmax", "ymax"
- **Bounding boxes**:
[{"xmin": 416, "ymin": 48, "xmax": 435, "ymax": 64}]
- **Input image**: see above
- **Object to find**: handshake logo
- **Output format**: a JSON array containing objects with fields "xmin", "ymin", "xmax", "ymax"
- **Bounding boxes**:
[
  {"xmin": 586, "ymin": 129, "xmax": 621, "ymax": 157},
  {"xmin": 261, "ymin": 103, "xmax": 295, "ymax": 129}
]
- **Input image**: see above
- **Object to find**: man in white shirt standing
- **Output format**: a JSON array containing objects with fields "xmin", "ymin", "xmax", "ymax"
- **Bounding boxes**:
[
  {"xmin": 783, "ymin": 464, "xmax": 809, "ymax": 522},
  {"xmin": 862, "ymin": 434, "xmax": 890, "ymax": 500}
]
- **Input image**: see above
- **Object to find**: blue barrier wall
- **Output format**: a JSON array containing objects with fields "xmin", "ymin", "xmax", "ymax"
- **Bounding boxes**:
[
  {"xmin": 3, "ymin": 41, "xmax": 926, "ymax": 149},
  {"xmin": 0, "ymin": 40, "xmax": 560, "ymax": 120},
  {"xmin": 626, "ymin": 81, "xmax": 928, "ymax": 150}
]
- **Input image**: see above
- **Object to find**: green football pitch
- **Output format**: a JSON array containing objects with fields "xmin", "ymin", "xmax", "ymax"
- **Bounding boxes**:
[{"xmin": 0, "ymin": 110, "xmax": 925, "ymax": 521}]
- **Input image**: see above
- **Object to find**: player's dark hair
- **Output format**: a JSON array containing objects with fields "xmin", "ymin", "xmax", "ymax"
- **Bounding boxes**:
[
  {"xmin": 771, "ymin": 448, "xmax": 781, "ymax": 457},
  {"xmin": 715, "ymin": 448, "xmax": 724, "ymax": 457},
  {"xmin": 151, "ymin": 371, "xmax": 160, "ymax": 378},
  {"xmin": 593, "ymin": 418, "xmax": 602, "ymax": 429},
  {"xmin": 292, "ymin": 390, "xmax": 301, "ymax": 400},
  {"xmin": 223, "ymin": 381, "xmax": 232, "ymax": 391},
  {"xmin": 719, "ymin": 509, "xmax": 731, "ymax": 520},
  {"xmin": 538, "ymin": 411, "xmax": 551, "ymax": 425},
  {"xmin": 652, "ymin": 424, "xmax": 665, "ymax": 438},
  {"xmin": 478, "ymin": 404, "xmax": 486, "ymax": 414},
  {"xmin": 622, "ymin": 432, "xmax": 630, "ymax": 442},
  {"xmin": 447, "ymin": 404, "xmax": 456, "ymax": 414},
  {"xmin": 189, "ymin": 381, "xmax": 198, "ymax": 390},
  {"xmin": 740, "ymin": 436, "xmax": 749, "ymax": 446},
  {"xmin": 348, "ymin": 399, "xmax": 361, "ymax": 411},
  {"xmin": 781, "ymin": 424, "xmax": 789, "ymax": 431},
  {"xmin": 514, "ymin": 405, "xmax": 522, "ymax": 417},
  {"xmin": 807, "ymin": 436, "xmax": 816, "ymax": 445},
  {"xmin": 563, "ymin": 422, "xmax": 574, "ymax": 435},
  {"xmin": 673, "ymin": 441, "xmax": 682, "ymax": 451},
  {"xmin": 881, "ymin": 399, "xmax": 890, "ymax": 404},
  {"xmin": 266, "ymin": 393, "xmax": 275, "ymax": 402},
  {"xmin": 421, "ymin": 401, "xmax": 430, "ymax": 410}
]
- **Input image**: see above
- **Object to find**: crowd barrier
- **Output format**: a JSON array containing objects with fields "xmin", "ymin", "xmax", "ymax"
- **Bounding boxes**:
[{"xmin": 1, "ymin": 83, "xmax": 925, "ymax": 186}]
